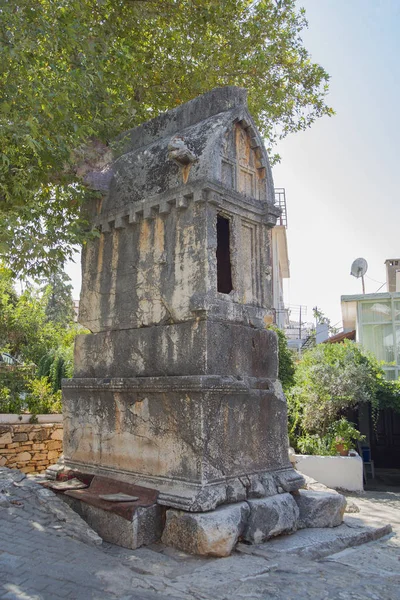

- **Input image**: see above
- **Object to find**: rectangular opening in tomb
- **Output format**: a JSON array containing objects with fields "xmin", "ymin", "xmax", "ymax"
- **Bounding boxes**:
[{"xmin": 216, "ymin": 215, "xmax": 233, "ymax": 294}]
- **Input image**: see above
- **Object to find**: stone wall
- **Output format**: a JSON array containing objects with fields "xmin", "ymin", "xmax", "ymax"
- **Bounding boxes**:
[{"xmin": 0, "ymin": 423, "xmax": 63, "ymax": 474}]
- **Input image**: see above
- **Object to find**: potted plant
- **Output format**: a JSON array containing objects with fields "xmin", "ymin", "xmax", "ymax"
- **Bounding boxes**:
[{"xmin": 329, "ymin": 418, "xmax": 365, "ymax": 456}]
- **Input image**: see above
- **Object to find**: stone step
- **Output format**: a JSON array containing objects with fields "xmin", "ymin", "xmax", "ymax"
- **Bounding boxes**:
[{"xmin": 236, "ymin": 517, "xmax": 392, "ymax": 560}]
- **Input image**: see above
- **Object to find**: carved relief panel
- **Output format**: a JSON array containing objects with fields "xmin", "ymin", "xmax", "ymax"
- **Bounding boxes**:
[{"xmin": 220, "ymin": 122, "xmax": 267, "ymax": 201}]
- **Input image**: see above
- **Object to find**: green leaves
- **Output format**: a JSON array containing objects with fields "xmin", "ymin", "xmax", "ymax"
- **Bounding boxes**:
[
  {"xmin": 0, "ymin": 0, "xmax": 332, "ymax": 276},
  {"xmin": 288, "ymin": 339, "xmax": 400, "ymax": 443}
]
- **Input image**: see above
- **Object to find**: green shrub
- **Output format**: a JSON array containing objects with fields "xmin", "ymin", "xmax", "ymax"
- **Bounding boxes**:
[
  {"xmin": 25, "ymin": 377, "xmax": 62, "ymax": 415},
  {"xmin": 296, "ymin": 433, "xmax": 333, "ymax": 456}
]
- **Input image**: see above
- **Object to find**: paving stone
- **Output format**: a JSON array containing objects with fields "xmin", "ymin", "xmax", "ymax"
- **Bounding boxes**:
[{"xmin": 0, "ymin": 468, "xmax": 399, "ymax": 600}]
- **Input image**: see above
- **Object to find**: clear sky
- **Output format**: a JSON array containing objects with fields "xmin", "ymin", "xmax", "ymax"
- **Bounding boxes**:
[
  {"xmin": 67, "ymin": 0, "xmax": 400, "ymax": 329},
  {"xmin": 273, "ymin": 0, "xmax": 400, "ymax": 327}
]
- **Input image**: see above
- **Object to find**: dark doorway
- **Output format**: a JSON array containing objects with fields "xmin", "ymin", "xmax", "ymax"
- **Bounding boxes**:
[
  {"xmin": 370, "ymin": 408, "xmax": 400, "ymax": 468},
  {"xmin": 216, "ymin": 215, "xmax": 233, "ymax": 294}
]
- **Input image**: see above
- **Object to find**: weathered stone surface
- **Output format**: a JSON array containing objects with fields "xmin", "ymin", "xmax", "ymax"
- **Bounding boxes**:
[
  {"xmin": 0, "ymin": 432, "xmax": 12, "ymax": 445},
  {"xmin": 62, "ymin": 495, "xmax": 163, "ymax": 550},
  {"xmin": 62, "ymin": 87, "xmax": 303, "ymax": 514},
  {"xmin": 0, "ymin": 493, "xmax": 10, "ymax": 508},
  {"xmin": 243, "ymin": 493, "xmax": 299, "ymax": 544},
  {"xmin": 345, "ymin": 500, "xmax": 360, "ymax": 514},
  {"xmin": 63, "ymin": 376, "xmax": 298, "ymax": 511},
  {"xmin": 12, "ymin": 433, "xmax": 28, "ymax": 442},
  {"xmin": 260, "ymin": 473, "xmax": 279, "ymax": 497},
  {"xmin": 15, "ymin": 452, "xmax": 31, "ymax": 462},
  {"xmin": 162, "ymin": 502, "xmax": 250, "ymax": 557},
  {"xmin": 294, "ymin": 490, "xmax": 347, "ymax": 529},
  {"xmin": 51, "ymin": 428, "xmax": 63, "ymax": 441},
  {"xmin": 73, "ymin": 321, "xmax": 278, "ymax": 379},
  {"xmin": 273, "ymin": 469, "xmax": 305, "ymax": 493}
]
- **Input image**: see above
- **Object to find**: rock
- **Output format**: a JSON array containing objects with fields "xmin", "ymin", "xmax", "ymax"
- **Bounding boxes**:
[
  {"xmin": 243, "ymin": 493, "xmax": 299, "ymax": 544},
  {"xmin": 301, "ymin": 474, "xmax": 339, "ymax": 495},
  {"xmin": 0, "ymin": 493, "xmax": 10, "ymax": 508},
  {"xmin": 345, "ymin": 500, "xmax": 360, "ymax": 514},
  {"xmin": 294, "ymin": 490, "xmax": 347, "ymax": 529},
  {"xmin": 45, "ymin": 461, "xmax": 65, "ymax": 480},
  {"xmin": 15, "ymin": 452, "xmax": 31, "ymax": 462},
  {"xmin": 248, "ymin": 475, "xmax": 266, "ymax": 498},
  {"xmin": 12, "ymin": 433, "xmax": 28, "ymax": 442},
  {"xmin": 274, "ymin": 470, "xmax": 305, "ymax": 493},
  {"xmin": 50, "ymin": 429, "xmax": 63, "ymax": 441},
  {"xmin": 226, "ymin": 479, "xmax": 247, "ymax": 503},
  {"xmin": 260, "ymin": 473, "xmax": 278, "ymax": 497},
  {"xmin": 0, "ymin": 432, "xmax": 12, "ymax": 445},
  {"xmin": 162, "ymin": 502, "xmax": 250, "ymax": 557},
  {"xmin": 48, "ymin": 450, "xmax": 60, "ymax": 460}
]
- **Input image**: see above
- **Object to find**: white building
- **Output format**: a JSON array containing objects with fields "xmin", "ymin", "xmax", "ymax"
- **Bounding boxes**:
[
  {"xmin": 341, "ymin": 259, "xmax": 400, "ymax": 381},
  {"xmin": 271, "ymin": 188, "xmax": 290, "ymax": 329}
]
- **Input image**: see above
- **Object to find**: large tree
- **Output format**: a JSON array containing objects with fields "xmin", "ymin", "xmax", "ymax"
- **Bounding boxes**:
[{"xmin": 0, "ymin": 0, "xmax": 332, "ymax": 276}]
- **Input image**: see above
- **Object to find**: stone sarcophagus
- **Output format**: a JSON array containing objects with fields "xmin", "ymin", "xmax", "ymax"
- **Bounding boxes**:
[{"xmin": 63, "ymin": 87, "xmax": 304, "ymax": 511}]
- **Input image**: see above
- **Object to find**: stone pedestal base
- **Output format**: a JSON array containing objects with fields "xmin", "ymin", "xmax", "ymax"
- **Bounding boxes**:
[
  {"xmin": 161, "ymin": 490, "xmax": 347, "ymax": 557},
  {"xmin": 63, "ymin": 375, "xmax": 304, "ymax": 511}
]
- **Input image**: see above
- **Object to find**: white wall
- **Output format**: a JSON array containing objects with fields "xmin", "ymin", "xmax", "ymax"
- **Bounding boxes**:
[{"xmin": 294, "ymin": 454, "xmax": 363, "ymax": 492}]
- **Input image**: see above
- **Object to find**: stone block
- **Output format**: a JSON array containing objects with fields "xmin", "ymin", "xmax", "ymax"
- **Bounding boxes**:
[
  {"xmin": 19, "ymin": 466, "xmax": 36, "ymax": 474},
  {"xmin": 294, "ymin": 490, "xmax": 347, "ymax": 529},
  {"xmin": 162, "ymin": 502, "xmax": 250, "ymax": 557},
  {"xmin": 63, "ymin": 375, "xmax": 300, "ymax": 511},
  {"xmin": 243, "ymin": 493, "xmax": 299, "ymax": 544},
  {"xmin": 12, "ymin": 433, "xmax": 28, "ymax": 442},
  {"xmin": 0, "ymin": 432, "xmax": 12, "ymax": 445},
  {"xmin": 32, "ymin": 453, "xmax": 47, "ymax": 460},
  {"xmin": 74, "ymin": 321, "xmax": 278, "ymax": 380},
  {"xmin": 32, "ymin": 443, "xmax": 46, "ymax": 450},
  {"xmin": 14, "ymin": 425, "xmax": 34, "ymax": 433},
  {"xmin": 0, "ymin": 456, "xmax": 7, "ymax": 466},
  {"xmin": 62, "ymin": 495, "xmax": 163, "ymax": 550},
  {"xmin": 51, "ymin": 428, "xmax": 63, "ymax": 441},
  {"xmin": 15, "ymin": 451, "xmax": 31, "ymax": 462},
  {"xmin": 28, "ymin": 429, "xmax": 49, "ymax": 441},
  {"xmin": 47, "ymin": 440, "xmax": 62, "ymax": 451},
  {"xmin": 48, "ymin": 450, "xmax": 60, "ymax": 460}
]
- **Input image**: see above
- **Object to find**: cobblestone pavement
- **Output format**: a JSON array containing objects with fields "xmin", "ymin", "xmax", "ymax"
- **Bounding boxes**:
[{"xmin": 0, "ymin": 468, "xmax": 399, "ymax": 600}]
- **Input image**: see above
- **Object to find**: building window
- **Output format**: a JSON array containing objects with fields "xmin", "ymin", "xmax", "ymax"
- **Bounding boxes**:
[
  {"xmin": 216, "ymin": 215, "xmax": 233, "ymax": 294},
  {"xmin": 358, "ymin": 298, "xmax": 400, "ymax": 380}
]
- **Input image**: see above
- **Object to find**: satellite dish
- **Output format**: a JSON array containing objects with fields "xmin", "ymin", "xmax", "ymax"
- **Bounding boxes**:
[
  {"xmin": 350, "ymin": 257, "xmax": 368, "ymax": 294},
  {"xmin": 350, "ymin": 258, "xmax": 368, "ymax": 278}
]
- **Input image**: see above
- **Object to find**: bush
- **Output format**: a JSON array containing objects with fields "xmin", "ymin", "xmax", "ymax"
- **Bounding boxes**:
[
  {"xmin": 296, "ymin": 433, "xmax": 333, "ymax": 456},
  {"xmin": 0, "ymin": 365, "xmax": 35, "ymax": 413},
  {"xmin": 295, "ymin": 418, "xmax": 365, "ymax": 456},
  {"xmin": 268, "ymin": 325, "xmax": 296, "ymax": 392},
  {"xmin": 25, "ymin": 378, "xmax": 62, "ymax": 415},
  {"xmin": 287, "ymin": 339, "xmax": 400, "ymax": 439}
]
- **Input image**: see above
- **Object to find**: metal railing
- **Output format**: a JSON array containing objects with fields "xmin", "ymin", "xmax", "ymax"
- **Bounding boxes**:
[{"xmin": 274, "ymin": 188, "xmax": 287, "ymax": 228}]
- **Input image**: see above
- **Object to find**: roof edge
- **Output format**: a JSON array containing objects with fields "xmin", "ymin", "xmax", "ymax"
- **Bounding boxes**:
[{"xmin": 115, "ymin": 87, "xmax": 248, "ymax": 158}]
